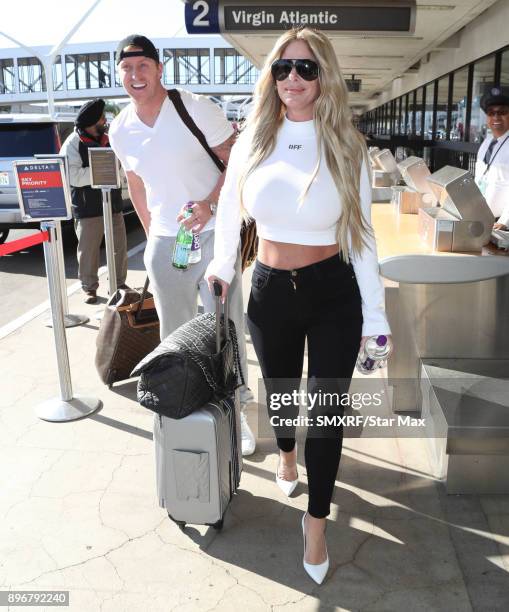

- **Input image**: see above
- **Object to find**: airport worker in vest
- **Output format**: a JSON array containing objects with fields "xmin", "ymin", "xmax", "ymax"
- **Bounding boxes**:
[
  {"xmin": 108, "ymin": 35, "xmax": 256, "ymax": 455},
  {"xmin": 60, "ymin": 98, "xmax": 128, "ymax": 303},
  {"xmin": 475, "ymin": 87, "xmax": 509, "ymax": 230}
]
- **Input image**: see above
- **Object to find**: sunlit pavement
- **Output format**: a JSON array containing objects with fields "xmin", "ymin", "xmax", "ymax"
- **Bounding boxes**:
[{"xmin": 1, "ymin": 250, "xmax": 508, "ymax": 612}]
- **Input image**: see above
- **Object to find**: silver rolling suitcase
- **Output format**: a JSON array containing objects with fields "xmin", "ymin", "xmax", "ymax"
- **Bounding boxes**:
[{"xmin": 153, "ymin": 285, "xmax": 243, "ymax": 531}]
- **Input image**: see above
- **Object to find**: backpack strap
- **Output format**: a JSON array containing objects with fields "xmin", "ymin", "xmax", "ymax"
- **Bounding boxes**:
[{"xmin": 167, "ymin": 89, "xmax": 226, "ymax": 173}]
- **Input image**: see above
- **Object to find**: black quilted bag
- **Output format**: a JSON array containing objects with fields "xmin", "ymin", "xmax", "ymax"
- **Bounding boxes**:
[{"xmin": 131, "ymin": 285, "xmax": 244, "ymax": 419}]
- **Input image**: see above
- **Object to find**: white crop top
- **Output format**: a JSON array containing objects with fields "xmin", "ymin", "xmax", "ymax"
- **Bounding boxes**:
[{"xmin": 205, "ymin": 116, "xmax": 391, "ymax": 336}]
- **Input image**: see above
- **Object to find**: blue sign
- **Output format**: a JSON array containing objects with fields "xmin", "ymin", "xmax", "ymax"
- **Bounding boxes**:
[
  {"xmin": 14, "ymin": 160, "xmax": 71, "ymax": 222},
  {"xmin": 185, "ymin": 0, "xmax": 220, "ymax": 34}
]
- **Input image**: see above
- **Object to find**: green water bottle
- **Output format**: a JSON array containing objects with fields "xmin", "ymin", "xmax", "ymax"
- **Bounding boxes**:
[{"xmin": 172, "ymin": 206, "xmax": 193, "ymax": 269}]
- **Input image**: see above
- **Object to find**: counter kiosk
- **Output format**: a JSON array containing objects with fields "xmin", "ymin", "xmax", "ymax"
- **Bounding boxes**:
[
  {"xmin": 373, "ymin": 177, "xmax": 509, "ymax": 493},
  {"xmin": 370, "ymin": 148, "xmax": 399, "ymax": 202},
  {"xmin": 393, "ymin": 156, "xmax": 437, "ymax": 214}
]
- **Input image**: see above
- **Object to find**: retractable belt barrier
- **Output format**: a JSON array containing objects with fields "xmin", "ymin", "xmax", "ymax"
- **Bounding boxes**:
[{"xmin": 0, "ymin": 230, "xmax": 48, "ymax": 257}]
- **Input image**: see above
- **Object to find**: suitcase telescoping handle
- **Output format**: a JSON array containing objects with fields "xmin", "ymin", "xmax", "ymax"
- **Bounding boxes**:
[{"xmin": 213, "ymin": 280, "xmax": 230, "ymax": 352}]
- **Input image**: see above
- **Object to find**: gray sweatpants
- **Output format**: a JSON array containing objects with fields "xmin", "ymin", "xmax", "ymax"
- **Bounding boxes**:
[
  {"xmin": 143, "ymin": 229, "xmax": 248, "ymax": 387},
  {"xmin": 74, "ymin": 213, "xmax": 128, "ymax": 292}
]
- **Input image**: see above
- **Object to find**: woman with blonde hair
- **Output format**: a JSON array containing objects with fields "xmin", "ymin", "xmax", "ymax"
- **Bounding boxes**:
[{"xmin": 206, "ymin": 27, "xmax": 391, "ymax": 584}]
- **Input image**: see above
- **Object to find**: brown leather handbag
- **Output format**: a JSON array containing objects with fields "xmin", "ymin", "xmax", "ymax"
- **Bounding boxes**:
[
  {"xmin": 168, "ymin": 89, "xmax": 258, "ymax": 272},
  {"xmin": 240, "ymin": 218, "xmax": 258, "ymax": 272},
  {"xmin": 95, "ymin": 278, "xmax": 160, "ymax": 386}
]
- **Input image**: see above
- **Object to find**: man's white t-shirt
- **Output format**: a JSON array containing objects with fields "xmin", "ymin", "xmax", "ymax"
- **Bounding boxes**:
[
  {"xmin": 109, "ymin": 89, "xmax": 233, "ymax": 236},
  {"xmin": 475, "ymin": 130, "xmax": 509, "ymax": 226}
]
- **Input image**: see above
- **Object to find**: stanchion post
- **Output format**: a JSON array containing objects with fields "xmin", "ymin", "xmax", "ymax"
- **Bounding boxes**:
[
  {"xmin": 102, "ymin": 188, "xmax": 117, "ymax": 297},
  {"xmin": 45, "ymin": 219, "xmax": 90, "ymax": 330},
  {"xmin": 55, "ymin": 220, "xmax": 69, "ymax": 316},
  {"xmin": 34, "ymin": 221, "xmax": 101, "ymax": 421},
  {"xmin": 42, "ymin": 221, "xmax": 73, "ymax": 401},
  {"xmin": 12, "ymin": 157, "xmax": 101, "ymax": 422},
  {"xmin": 88, "ymin": 148, "xmax": 120, "ymax": 302},
  {"xmin": 34, "ymin": 153, "xmax": 89, "ymax": 328}
]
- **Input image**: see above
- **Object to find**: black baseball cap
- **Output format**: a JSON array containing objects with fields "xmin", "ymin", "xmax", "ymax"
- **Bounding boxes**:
[
  {"xmin": 116, "ymin": 34, "xmax": 159, "ymax": 65},
  {"xmin": 480, "ymin": 87, "xmax": 509, "ymax": 112},
  {"xmin": 75, "ymin": 99, "xmax": 105, "ymax": 128}
]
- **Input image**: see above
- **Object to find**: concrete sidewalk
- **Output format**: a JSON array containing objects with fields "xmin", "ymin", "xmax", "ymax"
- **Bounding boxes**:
[{"xmin": 1, "ymin": 249, "xmax": 509, "ymax": 612}]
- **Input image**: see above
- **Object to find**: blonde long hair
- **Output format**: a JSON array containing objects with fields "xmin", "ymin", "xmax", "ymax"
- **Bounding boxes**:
[{"xmin": 238, "ymin": 27, "xmax": 372, "ymax": 259}]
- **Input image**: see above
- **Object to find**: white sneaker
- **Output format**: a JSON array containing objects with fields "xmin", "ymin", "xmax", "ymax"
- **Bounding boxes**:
[
  {"xmin": 240, "ymin": 411, "xmax": 256, "ymax": 456},
  {"xmin": 239, "ymin": 386, "xmax": 255, "ymax": 405}
]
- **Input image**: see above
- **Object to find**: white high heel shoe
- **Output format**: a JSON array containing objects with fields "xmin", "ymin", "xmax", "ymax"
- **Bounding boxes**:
[
  {"xmin": 275, "ymin": 450, "xmax": 298, "ymax": 496},
  {"xmin": 301, "ymin": 512, "xmax": 329, "ymax": 585}
]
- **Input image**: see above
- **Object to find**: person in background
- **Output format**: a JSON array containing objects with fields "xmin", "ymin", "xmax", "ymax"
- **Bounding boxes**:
[
  {"xmin": 475, "ymin": 88, "xmax": 509, "ymax": 230},
  {"xmin": 60, "ymin": 99, "xmax": 128, "ymax": 304},
  {"xmin": 108, "ymin": 35, "xmax": 255, "ymax": 455},
  {"xmin": 206, "ymin": 27, "xmax": 391, "ymax": 584}
]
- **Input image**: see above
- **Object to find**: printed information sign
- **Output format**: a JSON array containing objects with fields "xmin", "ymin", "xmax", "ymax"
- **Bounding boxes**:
[
  {"xmin": 13, "ymin": 160, "xmax": 71, "ymax": 222},
  {"xmin": 88, "ymin": 148, "xmax": 120, "ymax": 189}
]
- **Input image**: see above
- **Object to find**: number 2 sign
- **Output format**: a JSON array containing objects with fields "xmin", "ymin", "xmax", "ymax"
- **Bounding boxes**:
[{"xmin": 185, "ymin": 0, "xmax": 220, "ymax": 34}]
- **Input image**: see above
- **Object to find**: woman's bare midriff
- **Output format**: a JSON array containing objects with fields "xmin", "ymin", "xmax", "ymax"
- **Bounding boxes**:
[{"xmin": 258, "ymin": 239, "xmax": 339, "ymax": 270}]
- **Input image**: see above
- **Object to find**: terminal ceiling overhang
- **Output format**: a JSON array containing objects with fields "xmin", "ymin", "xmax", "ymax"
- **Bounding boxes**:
[{"xmin": 183, "ymin": 0, "xmax": 500, "ymax": 108}]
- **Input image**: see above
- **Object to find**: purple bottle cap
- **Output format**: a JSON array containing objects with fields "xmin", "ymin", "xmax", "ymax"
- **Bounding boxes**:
[{"xmin": 376, "ymin": 335, "xmax": 387, "ymax": 347}]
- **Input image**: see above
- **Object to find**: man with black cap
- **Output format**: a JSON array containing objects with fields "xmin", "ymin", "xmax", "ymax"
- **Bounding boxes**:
[
  {"xmin": 475, "ymin": 87, "xmax": 509, "ymax": 230},
  {"xmin": 109, "ymin": 34, "xmax": 256, "ymax": 455},
  {"xmin": 60, "ymin": 98, "xmax": 128, "ymax": 303}
]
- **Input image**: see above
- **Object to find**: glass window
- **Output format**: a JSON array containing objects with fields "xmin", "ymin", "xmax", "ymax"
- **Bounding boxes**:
[
  {"xmin": 499, "ymin": 47, "xmax": 509, "ymax": 92},
  {"xmin": 0, "ymin": 59, "xmax": 15, "ymax": 94},
  {"xmin": 397, "ymin": 97, "xmax": 403, "ymax": 135},
  {"xmin": 390, "ymin": 99, "xmax": 396, "ymax": 134},
  {"xmin": 0, "ymin": 123, "xmax": 56, "ymax": 156},
  {"xmin": 18, "ymin": 57, "xmax": 46, "ymax": 93},
  {"xmin": 470, "ymin": 54, "xmax": 496, "ymax": 143},
  {"xmin": 214, "ymin": 49, "xmax": 258, "ymax": 85},
  {"xmin": 65, "ymin": 53, "xmax": 111, "ymax": 90},
  {"xmin": 423, "ymin": 84, "xmax": 434, "ymax": 140},
  {"xmin": 415, "ymin": 87, "xmax": 424, "ymax": 136},
  {"xmin": 164, "ymin": 48, "xmax": 210, "ymax": 85},
  {"xmin": 402, "ymin": 94, "xmax": 409, "ymax": 135},
  {"xmin": 113, "ymin": 52, "xmax": 122, "ymax": 87},
  {"xmin": 436, "ymin": 75, "xmax": 449, "ymax": 140},
  {"xmin": 407, "ymin": 91, "xmax": 416, "ymax": 136},
  {"xmin": 52, "ymin": 56, "xmax": 63, "ymax": 92},
  {"xmin": 450, "ymin": 67, "xmax": 468, "ymax": 141},
  {"xmin": 392, "ymin": 98, "xmax": 399, "ymax": 135}
]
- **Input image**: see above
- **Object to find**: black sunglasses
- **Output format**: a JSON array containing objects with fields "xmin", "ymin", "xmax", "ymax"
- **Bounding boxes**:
[{"xmin": 271, "ymin": 59, "xmax": 320, "ymax": 82}]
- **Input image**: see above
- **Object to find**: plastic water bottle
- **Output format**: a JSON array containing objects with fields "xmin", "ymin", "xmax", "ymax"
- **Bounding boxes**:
[
  {"xmin": 356, "ymin": 335, "xmax": 392, "ymax": 375},
  {"xmin": 188, "ymin": 205, "xmax": 201, "ymax": 265},
  {"xmin": 172, "ymin": 207, "xmax": 193, "ymax": 269}
]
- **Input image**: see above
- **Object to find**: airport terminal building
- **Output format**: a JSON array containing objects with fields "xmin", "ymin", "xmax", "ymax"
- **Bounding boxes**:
[{"xmin": 1, "ymin": 1, "xmax": 509, "ymax": 610}]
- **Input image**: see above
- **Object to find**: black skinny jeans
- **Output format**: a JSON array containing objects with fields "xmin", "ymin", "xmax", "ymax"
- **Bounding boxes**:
[{"xmin": 247, "ymin": 254, "xmax": 363, "ymax": 518}]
